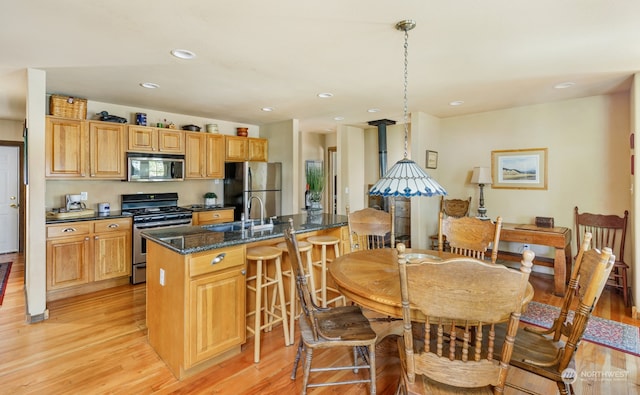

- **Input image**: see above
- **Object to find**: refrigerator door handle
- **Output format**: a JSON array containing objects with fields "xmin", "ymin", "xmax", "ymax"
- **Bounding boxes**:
[{"xmin": 248, "ymin": 167, "xmax": 252, "ymax": 189}]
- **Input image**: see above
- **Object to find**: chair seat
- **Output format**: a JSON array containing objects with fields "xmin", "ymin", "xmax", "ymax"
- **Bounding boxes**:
[
  {"xmin": 494, "ymin": 323, "xmax": 573, "ymax": 384},
  {"xmin": 313, "ymin": 305, "xmax": 377, "ymax": 341}
]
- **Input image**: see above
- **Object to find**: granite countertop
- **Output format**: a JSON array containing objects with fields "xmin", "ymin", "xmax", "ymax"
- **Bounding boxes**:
[
  {"xmin": 142, "ymin": 213, "xmax": 348, "ymax": 255},
  {"xmin": 46, "ymin": 210, "xmax": 132, "ymax": 224},
  {"xmin": 181, "ymin": 204, "xmax": 235, "ymax": 212}
]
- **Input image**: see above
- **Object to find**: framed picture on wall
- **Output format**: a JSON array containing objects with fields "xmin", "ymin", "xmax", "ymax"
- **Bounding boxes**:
[
  {"xmin": 491, "ymin": 148, "xmax": 548, "ymax": 190},
  {"xmin": 425, "ymin": 150, "xmax": 438, "ymax": 169}
]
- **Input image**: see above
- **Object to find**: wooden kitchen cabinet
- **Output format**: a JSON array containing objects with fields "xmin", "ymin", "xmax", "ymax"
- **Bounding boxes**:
[
  {"xmin": 46, "ymin": 217, "xmax": 132, "ymax": 301},
  {"xmin": 89, "ymin": 121, "xmax": 127, "ymax": 179},
  {"xmin": 45, "ymin": 116, "xmax": 88, "ymax": 178},
  {"xmin": 205, "ymin": 134, "xmax": 225, "ymax": 178},
  {"xmin": 185, "ymin": 132, "xmax": 225, "ymax": 179},
  {"xmin": 93, "ymin": 218, "xmax": 132, "ymax": 281},
  {"xmin": 248, "ymin": 137, "xmax": 268, "ymax": 162},
  {"xmin": 128, "ymin": 125, "xmax": 185, "ymax": 154},
  {"xmin": 46, "ymin": 223, "xmax": 92, "ymax": 290},
  {"xmin": 45, "ymin": 117, "xmax": 127, "ymax": 180},
  {"xmin": 147, "ymin": 243, "xmax": 246, "ymax": 378},
  {"xmin": 192, "ymin": 208, "xmax": 234, "ymax": 225},
  {"xmin": 225, "ymin": 136, "xmax": 268, "ymax": 162}
]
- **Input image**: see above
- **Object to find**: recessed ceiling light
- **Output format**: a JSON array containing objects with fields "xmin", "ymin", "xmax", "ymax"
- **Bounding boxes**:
[
  {"xmin": 334, "ymin": 116, "xmax": 344, "ymax": 121},
  {"xmin": 449, "ymin": 100, "xmax": 465, "ymax": 106},
  {"xmin": 367, "ymin": 108, "xmax": 381, "ymax": 113},
  {"xmin": 140, "ymin": 82, "xmax": 160, "ymax": 89},
  {"xmin": 554, "ymin": 82, "xmax": 575, "ymax": 89},
  {"xmin": 317, "ymin": 92, "xmax": 333, "ymax": 98},
  {"xmin": 261, "ymin": 107, "xmax": 274, "ymax": 112},
  {"xmin": 170, "ymin": 49, "xmax": 196, "ymax": 60}
]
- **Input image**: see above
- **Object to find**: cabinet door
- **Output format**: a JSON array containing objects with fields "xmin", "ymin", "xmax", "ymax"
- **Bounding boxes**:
[
  {"xmin": 205, "ymin": 134, "xmax": 225, "ymax": 178},
  {"xmin": 45, "ymin": 116, "xmax": 88, "ymax": 178},
  {"xmin": 94, "ymin": 231, "xmax": 131, "ymax": 281},
  {"xmin": 94, "ymin": 218, "xmax": 132, "ymax": 281},
  {"xmin": 46, "ymin": 235, "xmax": 91, "ymax": 290},
  {"xmin": 158, "ymin": 129, "xmax": 185, "ymax": 154},
  {"xmin": 185, "ymin": 132, "xmax": 206, "ymax": 178},
  {"xmin": 128, "ymin": 125, "xmax": 157, "ymax": 152},
  {"xmin": 225, "ymin": 136, "xmax": 248, "ymax": 162},
  {"xmin": 248, "ymin": 138, "xmax": 268, "ymax": 162},
  {"xmin": 188, "ymin": 267, "xmax": 246, "ymax": 366},
  {"xmin": 89, "ymin": 121, "xmax": 126, "ymax": 179}
]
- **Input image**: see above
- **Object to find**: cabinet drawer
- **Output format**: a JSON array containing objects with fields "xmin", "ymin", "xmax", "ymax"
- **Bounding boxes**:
[
  {"xmin": 502, "ymin": 232, "xmax": 533, "ymax": 244},
  {"xmin": 196, "ymin": 209, "xmax": 234, "ymax": 225},
  {"xmin": 47, "ymin": 222, "xmax": 92, "ymax": 238},
  {"xmin": 189, "ymin": 245, "xmax": 245, "ymax": 277},
  {"xmin": 94, "ymin": 218, "xmax": 132, "ymax": 233}
]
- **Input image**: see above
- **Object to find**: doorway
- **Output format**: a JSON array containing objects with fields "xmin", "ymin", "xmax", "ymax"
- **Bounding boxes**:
[{"xmin": 0, "ymin": 142, "xmax": 24, "ymax": 253}]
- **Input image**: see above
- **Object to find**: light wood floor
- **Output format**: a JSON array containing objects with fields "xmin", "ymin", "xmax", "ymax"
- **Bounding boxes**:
[{"xmin": 1, "ymin": 252, "xmax": 638, "ymax": 394}]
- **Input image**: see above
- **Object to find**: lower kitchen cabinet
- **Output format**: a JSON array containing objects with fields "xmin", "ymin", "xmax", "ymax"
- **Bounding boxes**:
[
  {"xmin": 46, "ymin": 217, "xmax": 132, "ymax": 301},
  {"xmin": 191, "ymin": 208, "xmax": 234, "ymax": 225},
  {"xmin": 146, "ymin": 243, "xmax": 246, "ymax": 379}
]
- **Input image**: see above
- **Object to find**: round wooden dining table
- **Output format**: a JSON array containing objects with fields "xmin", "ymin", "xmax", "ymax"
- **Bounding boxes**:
[{"xmin": 328, "ymin": 248, "xmax": 535, "ymax": 321}]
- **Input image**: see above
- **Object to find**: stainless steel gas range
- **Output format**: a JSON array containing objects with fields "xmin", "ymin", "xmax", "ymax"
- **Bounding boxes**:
[{"xmin": 121, "ymin": 193, "xmax": 192, "ymax": 284}]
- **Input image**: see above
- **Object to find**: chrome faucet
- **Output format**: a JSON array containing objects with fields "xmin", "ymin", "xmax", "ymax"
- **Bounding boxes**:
[{"xmin": 248, "ymin": 195, "xmax": 265, "ymax": 225}]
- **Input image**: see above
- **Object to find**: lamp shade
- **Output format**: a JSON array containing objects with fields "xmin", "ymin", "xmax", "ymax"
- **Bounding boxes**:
[
  {"xmin": 369, "ymin": 158, "xmax": 448, "ymax": 197},
  {"xmin": 470, "ymin": 166, "xmax": 492, "ymax": 185}
]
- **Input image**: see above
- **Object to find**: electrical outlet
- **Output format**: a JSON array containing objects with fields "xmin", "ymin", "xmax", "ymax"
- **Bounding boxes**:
[
  {"xmin": 159, "ymin": 268, "xmax": 165, "ymax": 286},
  {"xmin": 523, "ymin": 244, "xmax": 530, "ymax": 250},
  {"xmin": 80, "ymin": 192, "xmax": 88, "ymax": 201}
]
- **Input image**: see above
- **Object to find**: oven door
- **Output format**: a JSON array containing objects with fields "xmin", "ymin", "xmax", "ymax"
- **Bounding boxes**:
[{"xmin": 132, "ymin": 218, "xmax": 191, "ymax": 284}]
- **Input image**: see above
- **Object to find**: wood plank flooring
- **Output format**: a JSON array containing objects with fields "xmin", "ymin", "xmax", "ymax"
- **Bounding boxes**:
[{"xmin": 0, "ymin": 252, "xmax": 638, "ymax": 394}]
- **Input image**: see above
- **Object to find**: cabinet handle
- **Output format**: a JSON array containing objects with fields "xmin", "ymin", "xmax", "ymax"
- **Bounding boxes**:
[
  {"xmin": 214, "ymin": 214, "xmax": 220, "ymax": 218},
  {"xmin": 63, "ymin": 227, "xmax": 77, "ymax": 233},
  {"xmin": 94, "ymin": 236, "xmax": 99, "ymax": 240},
  {"xmin": 108, "ymin": 223, "xmax": 119, "ymax": 228},
  {"xmin": 85, "ymin": 237, "xmax": 90, "ymax": 241},
  {"xmin": 241, "ymin": 270, "xmax": 246, "ymax": 276},
  {"xmin": 210, "ymin": 253, "xmax": 226, "ymax": 265}
]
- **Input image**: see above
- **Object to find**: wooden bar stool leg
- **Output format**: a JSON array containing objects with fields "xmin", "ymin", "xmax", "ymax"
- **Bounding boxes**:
[
  {"xmin": 274, "ymin": 257, "xmax": 290, "ymax": 346},
  {"xmin": 320, "ymin": 244, "xmax": 328, "ymax": 307},
  {"xmin": 253, "ymin": 259, "xmax": 263, "ymax": 363}
]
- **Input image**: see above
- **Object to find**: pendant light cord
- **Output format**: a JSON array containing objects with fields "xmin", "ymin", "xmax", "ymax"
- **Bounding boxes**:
[{"xmin": 402, "ymin": 25, "xmax": 410, "ymax": 159}]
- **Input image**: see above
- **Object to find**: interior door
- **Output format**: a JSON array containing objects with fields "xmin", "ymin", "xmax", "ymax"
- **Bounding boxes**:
[{"xmin": 0, "ymin": 146, "xmax": 19, "ymax": 253}]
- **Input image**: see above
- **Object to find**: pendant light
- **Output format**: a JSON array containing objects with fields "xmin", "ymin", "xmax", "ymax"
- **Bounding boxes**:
[{"xmin": 369, "ymin": 20, "xmax": 447, "ymax": 198}]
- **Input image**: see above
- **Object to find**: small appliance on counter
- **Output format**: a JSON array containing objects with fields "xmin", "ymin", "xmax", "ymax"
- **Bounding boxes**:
[
  {"xmin": 46, "ymin": 194, "xmax": 95, "ymax": 219},
  {"xmin": 98, "ymin": 202, "xmax": 111, "ymax": 214}
]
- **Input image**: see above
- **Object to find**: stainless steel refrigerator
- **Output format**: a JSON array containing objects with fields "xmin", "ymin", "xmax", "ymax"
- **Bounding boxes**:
[{"xmin": 224, "ymin": 162, "xmax": 282, "ymax": 221}]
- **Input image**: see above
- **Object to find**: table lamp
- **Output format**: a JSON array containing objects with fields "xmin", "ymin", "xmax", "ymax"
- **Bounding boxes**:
[{"xmin": 470, "ymin": 166, "xmax": 492, "ymax": 220}]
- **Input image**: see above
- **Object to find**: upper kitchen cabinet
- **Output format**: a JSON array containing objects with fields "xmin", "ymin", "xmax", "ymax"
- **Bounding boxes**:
[
  {"xmin": 46, "ymin": 117, "xmax": 127, "ymax": 180},
  {"xmin": 225, "ymin": 136, "xmax": 268, "ymax": 162},
  {"xmin": 185, "ymin": 132, "xmax": 225, "ymax": 179},
  {"xmin": 45, "ymin": 116, "xmax": 88, "ymax": 178},
  {"xmin": 128, "ymin": 125, "xmax": 185, "ymax": 154},
  {"xmin": 88, "ymin": 121, "xmax": 127, "ymax": 179}
]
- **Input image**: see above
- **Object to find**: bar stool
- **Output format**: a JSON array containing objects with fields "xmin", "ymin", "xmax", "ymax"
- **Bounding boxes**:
[
  {"xmin": 245, "ymin": 245, "xmax": 291, "ymax": 363},
  {"xmin": 306, "ymin": 235, "xmax": 346, "ymax": 308},
  {"xmin": 276, "ymin": 240, "xmax": 316, "ymax": 341}
]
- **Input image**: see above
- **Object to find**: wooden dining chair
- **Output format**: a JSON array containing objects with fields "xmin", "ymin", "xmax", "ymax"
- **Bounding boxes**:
[
  {"xmin": 574, "ymin": 206, "xmax": 630, "ymax": 306},
  {"xmin": 395, "ymin": 243, "xmax": 534, "ymax": 394},
  {"xmin": 346, "ymin": 206, "xmax": 395, "ymax": 252},
  {"xmin": 437, "ymin": 212, "xmax": 503, "ymax": 263},
  {"xmin": 283, "ymin": 219, "xmax": 377, "ymax": 395},
  {"xmin": 498, "ymin": 232, "xmax": 614, "ymax": 395},
  {"xmin": 429, "ymin": 196, "xmax": 472, "ymax": 249}
]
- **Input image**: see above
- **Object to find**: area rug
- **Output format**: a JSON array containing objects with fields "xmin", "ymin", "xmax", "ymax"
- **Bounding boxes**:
[
  {"xmin": 520, "ymin": 301, "xmax": 640, "ymax": 356},
  {"xmin": 0, "ymin": 261, "xmax": 12, "ymax": 305}
]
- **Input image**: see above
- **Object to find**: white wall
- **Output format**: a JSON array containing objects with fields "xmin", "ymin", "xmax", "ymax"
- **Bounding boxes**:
[{"xmin": 261, "ymin": 119, "xmax": 298, "ymax": 215}]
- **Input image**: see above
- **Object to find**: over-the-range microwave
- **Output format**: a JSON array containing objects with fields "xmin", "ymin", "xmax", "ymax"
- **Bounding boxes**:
[{"xmin": 127, "ymin": 153, "xmax": 185, "ymax": 182}]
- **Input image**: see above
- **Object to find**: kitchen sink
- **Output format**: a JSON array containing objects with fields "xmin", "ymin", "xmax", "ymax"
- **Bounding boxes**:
[{"xmin": 203, "ymin": 221, "xmax": 251, "ymax": 232}]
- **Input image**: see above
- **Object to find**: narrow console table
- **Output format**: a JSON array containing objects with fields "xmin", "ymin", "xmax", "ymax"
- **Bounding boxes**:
[{"xmin": 497, "ymin": 223, "xmax": 572, "ymax": 296}]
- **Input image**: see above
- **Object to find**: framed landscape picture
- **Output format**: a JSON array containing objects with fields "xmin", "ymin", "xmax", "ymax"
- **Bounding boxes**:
[{"xmin": 491, "ymin": 148, "xmax": 548, "ymax": 190}]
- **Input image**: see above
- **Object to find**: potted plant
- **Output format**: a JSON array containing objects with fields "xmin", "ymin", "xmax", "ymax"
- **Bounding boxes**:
[
  {"xmin": 306, "ymin": 166, "xmax": 324, "ymax": 211},
  {"xmin": 203, "ymin": 192, "xmax": 217, "ymax": 206}
]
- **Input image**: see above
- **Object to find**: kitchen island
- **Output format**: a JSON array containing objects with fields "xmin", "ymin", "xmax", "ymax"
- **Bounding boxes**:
[{"xmin": 142, "ymin": 213, "xmax": 348, "ymax": 379}]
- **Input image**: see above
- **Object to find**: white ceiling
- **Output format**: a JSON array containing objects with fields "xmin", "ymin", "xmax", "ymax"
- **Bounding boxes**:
[{"xmin": 2, "ymin": 1, "xmax": 639, "ymax": 133}]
